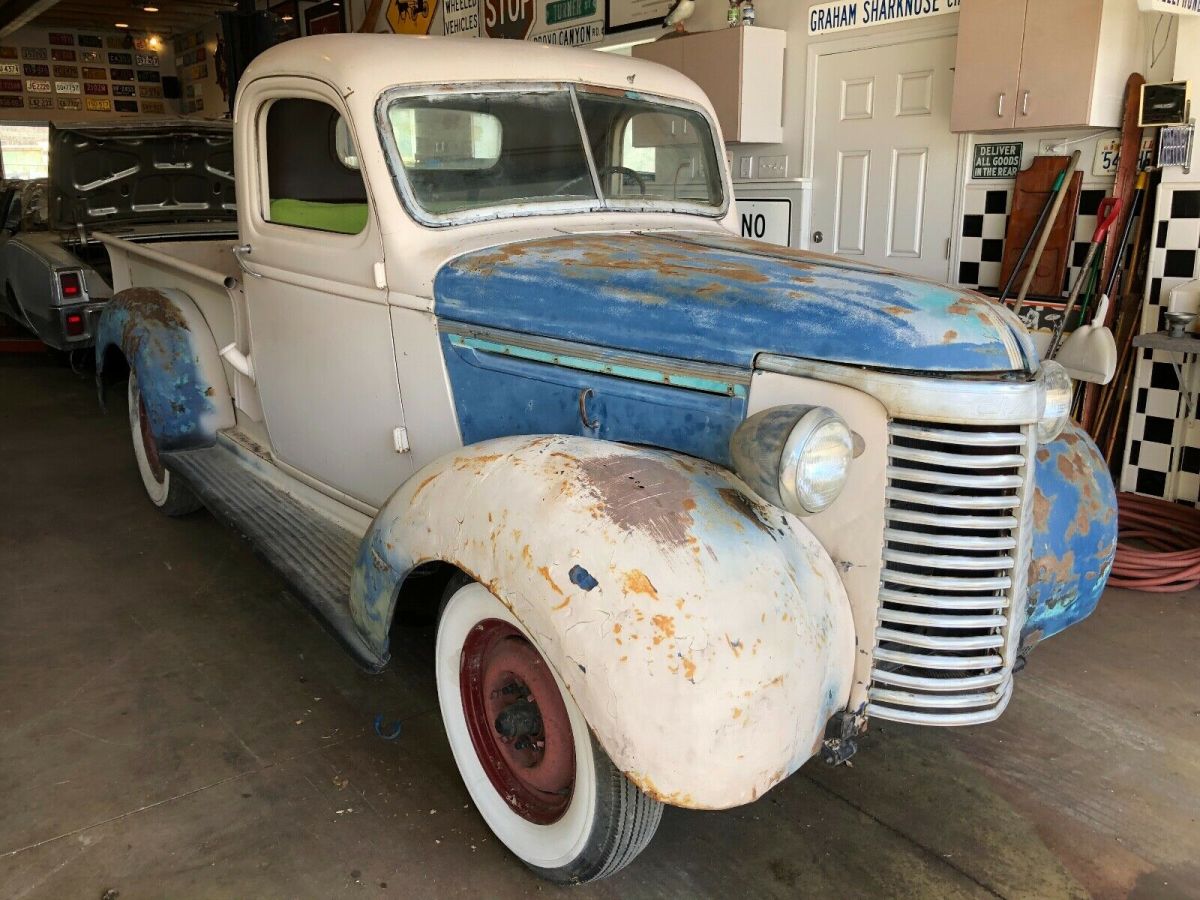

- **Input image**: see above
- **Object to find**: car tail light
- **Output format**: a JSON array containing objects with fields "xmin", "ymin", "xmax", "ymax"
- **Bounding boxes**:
[
  {"xmin": 59, "ymin": 272, "xmax": 82, "ymax": 299},
  {"xmin": 64, "ymin": 312, "xmax": 85, "ymax": 336}
]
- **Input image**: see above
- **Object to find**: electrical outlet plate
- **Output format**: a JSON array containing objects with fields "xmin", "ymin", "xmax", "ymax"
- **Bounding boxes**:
[
  {"xmin": 1039, "ymin": 139, "xmax": 1067, "ymax": 156},
  {"xmin": 738, "ymin": 156, "xmax": 753, "ymax": 179},
  {"xmin": 757, "ymin": 155, "xmax": 788, "ymax": 179}
]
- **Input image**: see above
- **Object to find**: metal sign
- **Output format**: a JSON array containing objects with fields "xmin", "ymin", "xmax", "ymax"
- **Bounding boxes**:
[
  {"xmin": 1137, "ymin": 0, "xmax": 1200, "ymax": 15},
  {"xmin": 738, "ymin": 199, "xmax": 792, "ymax": 247},
  {"xmin": 606, "ymin": 0, "xmax": 674, "ymax": 32},
  {"xmin": 971, "ymin": 141, "xmax": 1022, "ymax": 180},
  {"xmin": 443, "ymin": 0, "xmax": 480, "ymax": 35},
  {"xmin": 484, "ymin": 0, "xmax": 535, "ymax": 38},
  {"xmin": 388, "ymin": 0, "xmax": 440, "ymax": 34},
  {"xmin": 807, "ymin": 0, "xmax": 959, "ymax": 36}
]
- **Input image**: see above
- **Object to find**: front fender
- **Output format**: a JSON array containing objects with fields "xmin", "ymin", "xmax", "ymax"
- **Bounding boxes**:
[
  {"xmin": 351, "ymin": 436, "xmax": 855, "ymax": 809},
  {"xmin": 1023, "ymin": 422, "xmax": 1117, "ymax": 650},
  {"xmin": 95, "ymin": 287, "xmax": 233, "ymax": 451}
]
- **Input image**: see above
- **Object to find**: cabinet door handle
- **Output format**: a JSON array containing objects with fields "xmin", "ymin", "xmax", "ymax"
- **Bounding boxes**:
[
  {"xmin": 1021, "ymin": 90, "xmax": 1030, "ymax": 116},
  {"xmin": 997, "ymin": 92, "xmax": 1005, "ymax": 117}
]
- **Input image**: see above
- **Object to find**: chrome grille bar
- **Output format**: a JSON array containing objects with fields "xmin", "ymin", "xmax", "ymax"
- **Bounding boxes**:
[{"xmin": 869, "ymin": 418, "xmax": 1031, "ymax": 726}]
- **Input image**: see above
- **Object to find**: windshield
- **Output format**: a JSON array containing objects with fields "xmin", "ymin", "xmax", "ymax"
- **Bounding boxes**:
[{"xmin": 383, "ymin": 85, "xmax": 724, "ymax": 224}]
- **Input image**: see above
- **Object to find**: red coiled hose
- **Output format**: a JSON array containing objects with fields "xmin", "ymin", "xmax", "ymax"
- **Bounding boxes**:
[{"xmin": 1109, "ymin": 492, "xmax": 1200, "ymax": 592}]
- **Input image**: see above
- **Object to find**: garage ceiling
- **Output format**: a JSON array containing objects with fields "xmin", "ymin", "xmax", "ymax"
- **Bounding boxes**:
[{"xmin": 0, "ymin": 0, "xmax": 236, "ymax": 37}]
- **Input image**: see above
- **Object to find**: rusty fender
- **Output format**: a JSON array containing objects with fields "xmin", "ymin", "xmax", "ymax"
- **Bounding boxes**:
[
  {"xmin": 1022, "ymin": 422, "xmax": 1117, "ymax": 651},
  {"xmin": 95, "ymin": 287, "xmax": 234, "ymax": 450},
  {"xmin": 350, "ymin": 435, "xmax": 855, "ymax": 809}
]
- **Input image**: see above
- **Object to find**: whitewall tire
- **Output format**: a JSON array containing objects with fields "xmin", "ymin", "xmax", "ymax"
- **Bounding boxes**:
[
  {"xmin": 127, "ymin": 372, "xmax": 201, "ymax": 516},
  {"xmin": 435, "ymin": 579, "xmax": 662, "ymax": 883}
]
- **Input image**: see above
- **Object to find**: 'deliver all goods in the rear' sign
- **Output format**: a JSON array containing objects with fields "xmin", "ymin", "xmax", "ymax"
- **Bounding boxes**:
[{"xmin": 972, "ymin": 142, "xmax": 1023, "ymax": 179}]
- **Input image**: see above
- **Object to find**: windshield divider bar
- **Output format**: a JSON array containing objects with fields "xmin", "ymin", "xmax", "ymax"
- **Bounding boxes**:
[{"xmin": 568, "ymin": 85, "xmax": 606, "ymax": 208}]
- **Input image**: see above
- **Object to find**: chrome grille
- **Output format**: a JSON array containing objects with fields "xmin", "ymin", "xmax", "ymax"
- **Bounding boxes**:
[{"xmin": 869, "ymin": 419, "xmax": 1031, "ymax": 725}]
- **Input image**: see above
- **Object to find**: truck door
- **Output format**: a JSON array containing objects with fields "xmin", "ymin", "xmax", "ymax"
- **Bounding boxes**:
[{"xmin": 237, "ymin": 80, "xmax": 414, "ymax": 509}]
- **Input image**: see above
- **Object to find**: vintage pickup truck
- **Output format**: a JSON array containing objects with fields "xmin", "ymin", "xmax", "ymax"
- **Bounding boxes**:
[
  {"xmin": 0, "ymin": 120, "xmax": 235, "ymax": 351},
  {"xmin": 94, "ymin": 35, "xmax": 1117, "ymax": 883}
]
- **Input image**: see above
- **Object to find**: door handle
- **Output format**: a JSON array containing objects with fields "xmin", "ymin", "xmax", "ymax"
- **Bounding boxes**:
[
  {"xmin": 232, "ymin": 243, "xmax": 262, "ymax": 279},
  {"xmin": 1021, "ymin": 90, "xmax": 1029, "ymax": 116},
  {"xmin": 578, "ymin": 388, "xmax": 600, "ymax": 430},
  {"xmin": 997, "ymin": 92, "xmax": 1005, "ymax": 117}
]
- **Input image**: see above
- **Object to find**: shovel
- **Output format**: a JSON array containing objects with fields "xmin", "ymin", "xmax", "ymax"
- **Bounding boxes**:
[
  {"xmin": 1055, "ymin": 293, "xmax": 1118, "ymax": 384},
  {"xmin": 1047, "ymin": 196, "xmax": 1121, "ymax": 360}
]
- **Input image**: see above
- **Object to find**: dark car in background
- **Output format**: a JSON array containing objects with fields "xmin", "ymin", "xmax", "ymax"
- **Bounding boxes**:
[{"xmin": 0, "ymin": 120, "xmax": 236, "ymax": 352}]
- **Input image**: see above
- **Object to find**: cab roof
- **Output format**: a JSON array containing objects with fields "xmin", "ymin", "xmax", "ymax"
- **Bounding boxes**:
[{"xmin": 239, "ymin": 33, "xmax": 712, "ymax": 112}]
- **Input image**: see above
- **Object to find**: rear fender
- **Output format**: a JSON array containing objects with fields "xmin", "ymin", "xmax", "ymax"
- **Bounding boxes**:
[
  {"xmin": 1023, "ymin": 423, "xmax": 1117, "ymax": 650},
  {"xmin": 351, "ymin": 435, "xmax": 855, "ymax": 809},
  {"xmin": 95, "ymin": 287, "xmax": 233, "ymax": 450}
]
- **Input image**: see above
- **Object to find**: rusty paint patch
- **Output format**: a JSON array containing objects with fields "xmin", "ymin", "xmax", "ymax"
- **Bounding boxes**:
[
  {"xmin": 624, "ymin": 568, "xmax": 658, "ymax": 599},
  {"xmin": 117, "ymin": 287, "xmax": 191, "ymax": 331},
  {"xmin": 717, "ymin": 487, "xmax": 777, "ymax": 537},
  {"xmin": 725, "ymin": 634, "xmax": 742, "ymax": 657},
  {"xmin": 538, "ymin": 565, "xmax": 564, "ymax": 597},
  {"xmin": 681, "ymin": 656, "xmax": 696, "ymax": 680},
  {"xmin": 651, "ymin": 614, "xmax": 675, "ymax": 638},
  {"xmin": 453, "ymin": 453, "xmax": 503, "ymax": 474},
  {"xmin": 1032, "ymin": 487, "xmax": 1050, "ymax": 532},
  {"xmin": 623, "ymin": 771, "xmax": 695, "ymax": 807},
  {"xmin": 576, "ymin": 455, "xmax": 695, "ymax": 548},
  {"xmin": 943, "ymin": 329, "xmax": 958, "ymax": 342},
  {"xmin": 411, "ymin": 471, "xmax": 440, "ymax": 500}
]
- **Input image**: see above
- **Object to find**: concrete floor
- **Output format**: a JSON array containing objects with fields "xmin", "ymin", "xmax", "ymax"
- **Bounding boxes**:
[{"xmin": 2, "ymin": 357, "xmax": 1198, "ymax": 899}]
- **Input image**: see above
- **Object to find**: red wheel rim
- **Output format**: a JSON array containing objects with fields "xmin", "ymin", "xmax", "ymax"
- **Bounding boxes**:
[
  {"xmin": 137, "ymin": 393, "xmax": 165, "ymax": 484},
  {"xmin": 460, "ymin": 619, "xmax": 575, "ymax": 824}
]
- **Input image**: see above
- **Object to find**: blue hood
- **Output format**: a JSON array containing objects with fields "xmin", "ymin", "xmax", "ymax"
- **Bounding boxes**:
[{"xmin": 433, "ymin": 231, "xmax": 1035, "ymax": 374}]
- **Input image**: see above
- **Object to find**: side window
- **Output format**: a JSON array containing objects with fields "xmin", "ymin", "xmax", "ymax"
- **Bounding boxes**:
[{"xmin": 264, "ymin": 98, "xmax": 369, "ymax": 235}]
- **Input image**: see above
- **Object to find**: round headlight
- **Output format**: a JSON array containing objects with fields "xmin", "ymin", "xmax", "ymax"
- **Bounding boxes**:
[
  {"xmin": 778, "ymin": 408, "xmax": 854, "ymax": 514},
  {"xmin": 1037, "ymin": 360, "xmax": 1073, "ymax": 443}
]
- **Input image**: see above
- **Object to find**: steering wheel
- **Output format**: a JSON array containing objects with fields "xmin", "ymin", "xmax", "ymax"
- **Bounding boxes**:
[{"xmin": 556, "ymin": 165, "xmax": 647, "ymax": 197}]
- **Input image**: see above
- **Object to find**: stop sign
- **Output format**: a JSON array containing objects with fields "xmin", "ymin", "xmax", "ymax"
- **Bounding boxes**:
[{"xmin": 484, "ymin": 0, "xmax": 535, "ymax": 39}]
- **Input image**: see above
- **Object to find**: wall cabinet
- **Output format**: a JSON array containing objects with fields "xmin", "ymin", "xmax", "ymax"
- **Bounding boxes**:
[
  {"xmin": 951, "ymin": 0, "xmax": 1140, "ymax": 132},
  {"xmin": 633, "ymin": 27, "xmax": 786, "ymax": 144}
]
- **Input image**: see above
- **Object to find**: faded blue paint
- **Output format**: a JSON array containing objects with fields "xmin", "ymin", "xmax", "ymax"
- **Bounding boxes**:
[
  {"xmin": 94, "ymin": 288, "xmax": 231, "ymax": 450},
  {"xmin": 569, "ymin": 564, "xmax": 598, "ymax": 591},
  {"xmin": 1023, "ymin": 422, "xmax": 1117, "ymax": 650},
  {"xmin": 442, "ymin": 332, "xmax": 746, "ymax": 466},
  {"xmin": 448, "ymin": 333, "xmax": 747, "ymax": 398},
  {"xmin": 434, "ymin": 232, "xmax": 1036, "ymax": 374}
]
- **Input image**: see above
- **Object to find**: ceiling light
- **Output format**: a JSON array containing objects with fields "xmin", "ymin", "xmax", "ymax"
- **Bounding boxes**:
[
  {"xmin": 143, "ymin": 5, "xmax": 159, "ymax": 11},
  {"xmin": 114, "ymin": 22, "xmax": 129, "ymax": 28},
  {"xmin": 281, "ymin": 14, "xmax": 294, "ymax": 21}
]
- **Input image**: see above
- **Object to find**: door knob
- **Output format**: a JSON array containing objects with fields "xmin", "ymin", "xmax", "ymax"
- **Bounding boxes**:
[{"xmin": 812, "ymin": 230, "xmax": 824, "ymax": 244}]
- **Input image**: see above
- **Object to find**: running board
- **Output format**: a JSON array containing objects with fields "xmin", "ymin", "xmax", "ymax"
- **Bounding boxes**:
[{"xmin": 163, "ymin": 442, "xmax": 386, "ymax": 672}]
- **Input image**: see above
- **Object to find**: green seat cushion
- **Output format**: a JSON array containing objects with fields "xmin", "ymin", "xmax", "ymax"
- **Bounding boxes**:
[{"xmin": 269, "ymin": 198, "xmax": 368, "ymax": 235}]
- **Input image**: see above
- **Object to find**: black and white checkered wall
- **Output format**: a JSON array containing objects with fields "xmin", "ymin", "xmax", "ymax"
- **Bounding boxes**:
[
  {"xmin": 1120, "ymin": 186, "xmax": 1200, "ymax": 505},
  {"xmin": 956, "ymin": 186, "xmax": 1114, "ymax": 297}
]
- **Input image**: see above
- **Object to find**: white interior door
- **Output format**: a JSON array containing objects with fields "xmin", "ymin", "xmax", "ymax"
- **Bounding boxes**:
[{"xmin": 810, "ymin": 36, "xmax": 959, "ymax": 281}]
